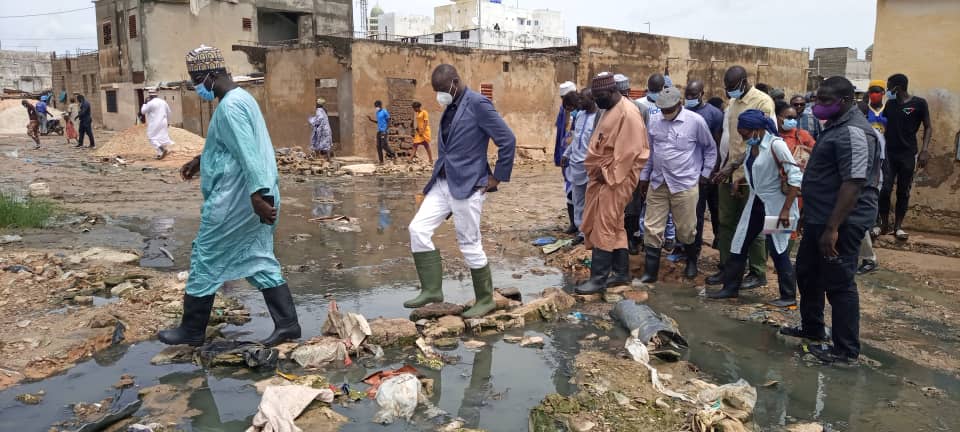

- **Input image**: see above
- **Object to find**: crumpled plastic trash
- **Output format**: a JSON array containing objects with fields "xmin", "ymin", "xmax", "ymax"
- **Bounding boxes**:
[
  {"xmin": 363, "ymin": 365, "xmax": 420, "ymax": 399},
  {"xmin": 531, "ymin": 236, "xmax": 557, "ymax": 246},
  {"xmin": 290, "ymin": 336, "xmax": 349, "ymax": 368},
  {"xmin": 695, "ymin": 379, "xmax": 757, "ymax": 422},
  {"xmin": 373, "ymin": 373, "xmax": 421, "ymax": 424},
  {"xmin": 196, "ymin": 340, "xmax": 278, "ymax": 369},
  {"xmin": 320, "ymin": 300, "xmax": 371, "ymax": 349},
  {"xmin": 542, "ymin": 238, "xmax": 573, "ymax": 254},
  {"xmin": 246, "ymin": 385, "xmax": 335, "ymax": 432}
]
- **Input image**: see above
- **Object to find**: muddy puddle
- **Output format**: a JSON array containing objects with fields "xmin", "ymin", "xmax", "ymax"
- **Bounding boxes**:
[{"xmin": 1, "ymin": 176, "xmax": 958, "ymax": 431}]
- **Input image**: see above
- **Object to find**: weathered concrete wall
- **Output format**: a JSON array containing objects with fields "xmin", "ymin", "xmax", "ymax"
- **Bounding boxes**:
[
  {"xmin": 263, "ymin": 38, "xmax": 574, "ymax": 158},
  {"xmin": 873, "ymin": 0, "xmax": 960, "ymax": 233},
  {"xmin": 0, "ymin": 50, "xmax": 53, "ymax": 93},
  {"xmin": 100, "ymin": 82, "xmax": 141, "ymax": 131},
  {"xmin": 576, "ymin": 27, "xmax": 808, "ymax": 102},
  {"xmin": 50, "ymin": 53, "xmax": 103, "ymax": 126}
]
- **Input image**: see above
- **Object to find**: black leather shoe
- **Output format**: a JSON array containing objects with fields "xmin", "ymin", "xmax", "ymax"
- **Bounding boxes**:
[
  {"xmin": 260, "ymin": 283, "xmax": 302, "ymax": 347},
  {"xmin": 857, "ymin": 260, "xmax": 878, "ymax": 275},
  {"xmin": 740, "ymin": 273, "xmax": 767, "ymax": 290},
  {"xmin": 779, "ymin": 325, "xmax": 828, "ymax": 342},
  {"xmin": 768, "ymin": 298, "xmax": 796, "ymax": 308},
  {"xmin": 706, "ymin": 284, "xmax": 739, "ymax": 299},
  {"xmin": 805, "ymin": 343, "xmax": 857, "ymax": 365},
  {"xmin": 158, "ymin": 294, "xmax": 216, "ymax": 346},
  {"xmin": 639, "ymin": 248, "xmax": 661, "ymax": 283},
  {"xmin": 705, "ymin": 271, "xmax": 724, "ymax": 286}
]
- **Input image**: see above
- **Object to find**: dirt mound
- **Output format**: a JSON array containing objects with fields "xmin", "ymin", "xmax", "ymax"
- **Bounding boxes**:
[
  {"xmin": 93, "ymin": 124, "xmax": 204, "ymax": 162},
  {"xmin": 0, "ymin": 99, "xmax": 64, "ymax": 135}
]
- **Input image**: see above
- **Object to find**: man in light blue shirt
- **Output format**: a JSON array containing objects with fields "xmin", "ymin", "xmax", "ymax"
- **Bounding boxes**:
[
  {"xmin": 637, "ymin": 87, "xmax": 717, "ymax": 283},
  {"xmin": 367, "ymin": 100, "xmax": 395, "ymax": 163},
  {"xmin": 561, "ymin": 89, "xmax": 599, "ymax": 242}
]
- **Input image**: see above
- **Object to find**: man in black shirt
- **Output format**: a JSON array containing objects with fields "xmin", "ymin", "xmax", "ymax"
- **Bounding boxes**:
[
  {"xmin": 880, "ymin": 73, "xmax": 932, "ymax": 240},
  {"xmin": 780, "ymin": 76, "xmax": 881, "ymax": 365}
]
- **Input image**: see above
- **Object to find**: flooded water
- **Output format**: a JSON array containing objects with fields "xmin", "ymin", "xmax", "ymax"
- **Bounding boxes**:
[{"xmin": 1, "ymin": 176, "xmax": 958, "ymax": 431}]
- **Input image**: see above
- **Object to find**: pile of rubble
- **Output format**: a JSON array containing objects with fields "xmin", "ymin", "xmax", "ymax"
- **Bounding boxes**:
[
  {"xmin": 274, "ymin": 148, "xmax": 435, "ymax": 178},
  {"xmin": 0, "ymin": 248, "xmax": 248, "ymax": 390}
]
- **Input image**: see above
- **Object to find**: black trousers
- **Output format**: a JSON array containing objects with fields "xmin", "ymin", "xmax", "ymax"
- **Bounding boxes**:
[
  {"xmin": 796, "ymin": 223, "xmax": 867, "ymax": 358},
  {"xmin": 78, "ymin": 121, "xmax": 95, "ymax": 147},
  {"xmin": 694, "ymin": 182, "xmax": 720, "ymax": 254},
  {"xmin": 376, "ymin": 131, "xmax": 394, "ymax": 162},
  {"xmin": 878, "ymin": 155, "xmax": 915, "ymax": 226}
]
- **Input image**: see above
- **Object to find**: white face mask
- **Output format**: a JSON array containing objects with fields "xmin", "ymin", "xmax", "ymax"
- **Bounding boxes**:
[{"xmin": 436, "ymin": 82, "xmax": 456, "ymax": 106}]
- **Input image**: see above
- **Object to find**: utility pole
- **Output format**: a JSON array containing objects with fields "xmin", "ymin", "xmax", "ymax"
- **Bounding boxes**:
[
  {"xmin": 644, "ymin": 21, "xmax": 651, "ymax": 33},
  {"xmin": 477, "ymin": 0, "xmax": 482, "ymax": 47}
]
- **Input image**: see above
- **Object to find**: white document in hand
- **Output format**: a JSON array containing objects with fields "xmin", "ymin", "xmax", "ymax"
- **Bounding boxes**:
[{"xmin": 763, "ymin": 216, "xmax": 795, "ymax": 234}]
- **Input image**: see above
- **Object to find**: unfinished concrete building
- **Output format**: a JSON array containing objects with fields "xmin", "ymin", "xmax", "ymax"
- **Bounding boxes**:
[
  {"xmin": 50, "ymin": 52, "xmax": 103, "ymax": 126},
  {"xmin": 93, "ymin": 0, "xmax": 353, "ymax": 130},
  {"xmin": 0, "ymin": 50, "xmax": 53, "ymax": 93},
  {"xmin": 809, "ymin": 47, "xmax": 872, "ymax": 91}
]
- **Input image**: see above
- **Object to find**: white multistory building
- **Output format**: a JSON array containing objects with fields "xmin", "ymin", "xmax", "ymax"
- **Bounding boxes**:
[{"xmin": 374, "ymin": 0, "xmax": 569, "ymax": 50}]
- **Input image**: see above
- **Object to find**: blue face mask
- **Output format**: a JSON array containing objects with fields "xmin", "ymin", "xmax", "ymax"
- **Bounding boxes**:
[
  {"xmin": 727, "ymin": 89, "xmax": 744, "ymax": 99},
  {"xmin": 647, "ymin": 92, "xmax": 660, "ymax": 102},
  {"xmin": 195, "ymin": 80, "xmax": 215, "ymax": 101},
  {"xmin": 745, "ymin": 135, "xmax": 762, "ymax": 146},
  {"xmin": 782, "ymin": 119, "xmax": 798, "ymax": 130},
  {"xmin": 885, "ymin": 90, "xmax": 896, "ymax": 100},
  {"xmin": 684, "ymin": 98, "xmax": 700, "ymax": 109}
]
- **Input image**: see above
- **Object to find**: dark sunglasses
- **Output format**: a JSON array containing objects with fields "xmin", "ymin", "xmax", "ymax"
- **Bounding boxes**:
[
  {"xmin": 791, "ymin": 103, "xmax": 805, "ymax": 108},
  {"xmin": 784, "ymin": 116, "xmax": 798, "ymax": 120}
]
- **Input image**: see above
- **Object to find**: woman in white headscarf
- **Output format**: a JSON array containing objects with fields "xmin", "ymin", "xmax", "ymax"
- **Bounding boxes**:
[{"xmin": 310, "ymin": 97, "xmax": 333, "ymax": 161}]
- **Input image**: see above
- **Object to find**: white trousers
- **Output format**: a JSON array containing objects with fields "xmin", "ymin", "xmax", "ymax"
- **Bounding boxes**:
[{"xmin": 409, "ymin": 179, "xmax": 488, "ymax": 269}]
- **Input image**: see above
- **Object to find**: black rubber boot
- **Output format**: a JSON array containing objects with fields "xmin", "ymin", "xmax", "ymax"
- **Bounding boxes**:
[
  {"xmin": 564, "ymin": 204, "xmax": 578, "ymax": 234},
  {"xmin": 706, "ymin": 276, "xmax": 740, "ymax": 299},
  {"xmin": 158, "ymin": 294, "xmax": 216, "ymax": 346},
  {"xmin": 626, "ymin": 218, "xmax": 641, "ymax": 255},
  {"xmin": 684, "ymin": 245, "xmax": 700, "ymax": 279},
  {"xmin": 260, "ymin": 283, "xmax": 302, "ymax": 347},
  {"xmin": 639, "ymin": 248, "xmax": 661, "ymax": 283},
  {"xmin": 607, "ymin": 248, "xmax": 631, "ymax": 287},
  {"xmin": 575, "ymin": 249, "xmax": 612, "ymax": 294},
  {"xmin": 769, "ymin": 269, "xmax": 797, "ymax": 307}
]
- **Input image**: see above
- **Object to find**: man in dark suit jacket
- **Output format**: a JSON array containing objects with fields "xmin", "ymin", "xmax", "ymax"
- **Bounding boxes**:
[{"xmin": 404, "ymin": 64, "xmax": 516, "ymax": 318}]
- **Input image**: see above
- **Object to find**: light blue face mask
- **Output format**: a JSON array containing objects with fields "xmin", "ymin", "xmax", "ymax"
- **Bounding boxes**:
[
  {"xmin": 727, "ymin": 88, "xmax": 744, "ymax": 99},
  {"xmin": 195, "ymin": 79, "xmax": 215, "ymax": 101},
  {"xmin": 886, "ymin": 90, "xmax": 896, "ymax": 100},
  {"xmin": 684, "ymin": 98, "xmax": 700, "ymax": 109},
  {"xmin": 745, "ymin": 136, "xmax": 762, "ymax": 146},
  {"xmin": 782, "ymin": 119, "xmax": 798, "ymax": 130},
  {"xmin": 647, "ymin": 92, "xmax": 660, "ymax": 102}
]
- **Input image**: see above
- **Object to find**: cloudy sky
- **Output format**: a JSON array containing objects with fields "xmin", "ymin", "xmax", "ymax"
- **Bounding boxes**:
[{"xmin": 1, "ymin": 0, "xmax": 876, "ymax": 57}]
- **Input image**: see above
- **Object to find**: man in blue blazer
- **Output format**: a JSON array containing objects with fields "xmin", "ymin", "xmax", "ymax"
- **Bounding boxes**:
[{"xmin": 405, "ymin": 64, "xmax": 516, "ymax": 318}]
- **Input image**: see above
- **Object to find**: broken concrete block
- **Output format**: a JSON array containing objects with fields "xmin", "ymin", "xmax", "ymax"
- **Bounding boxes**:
[
  {"xmin": 367, "ymin": 318, "xmax": 418, "ymax": 347},
  {"xmin": 68, "ymin": 247, "xmax": 140, "ymax": 265},
  {"xmin": 409, "ymin": 303, "xmax": 465, "ymax": 321},
  {"xmin": 424, "ymin": 315, "xmax": 465, "ymax": 338},
  {"xmin": 433, "ymin": 337, "xmax": 459, "ymax": 349},
  {"xmin": 110, "ymin": 281, "xmax": 136, "ymax": 297},
  {"xmin": 28, "ymin": 182, "xmax": 50, "ymax": 197},
  {"xmin": 520, "ymin": 336, "xmax": 545, "ymax": 348},
  {"xmin": 342, "ymin": 164, "xmax": 377, "ymax": 175},
  {"xmin": 497, "ymin": 287, "xmax": 522, "ymax": 302},
  {"xmin": 514, "ymin": 288, "xmax": 576, "ymax": 322}
]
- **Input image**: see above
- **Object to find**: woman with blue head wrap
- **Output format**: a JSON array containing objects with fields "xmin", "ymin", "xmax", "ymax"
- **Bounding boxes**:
[{"xmin": 705, "ymin": 109, "xmax": 802, "ymax": 307}]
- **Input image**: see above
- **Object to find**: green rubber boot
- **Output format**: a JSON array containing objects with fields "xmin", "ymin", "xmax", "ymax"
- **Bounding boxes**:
[
  {"xmin": 403, "ymin": 250, "xmax": 444, "ymax": 308},
  {"xmin": 463, "ymin": 265, "xmax": 496, "ymax": 318}
]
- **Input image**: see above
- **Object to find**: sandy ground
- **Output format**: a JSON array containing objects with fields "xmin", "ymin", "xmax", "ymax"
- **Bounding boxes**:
[{"xmin": 1, "ymin": 129, "xmax": 959, "ymax": 396}]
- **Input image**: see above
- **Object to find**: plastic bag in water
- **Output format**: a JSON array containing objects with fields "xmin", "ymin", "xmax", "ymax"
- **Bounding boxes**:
[
  {"xmin": 373, "ymin": 373, "xmax": 421, "ymax": 424},
  {"xmin": 610, "ymin": 300, "xmax": 688, "ymax": 348}
]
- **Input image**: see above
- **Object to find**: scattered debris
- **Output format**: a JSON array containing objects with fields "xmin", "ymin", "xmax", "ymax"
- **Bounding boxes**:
[
  {"xmin": 367, "ymin": 318, "xmax": 418, "ymax": 347},
  {"xmin": 15, "ymin": 390, "xmax": 44, "ymax": 405},
  {"xmin": 362, "ymin": 365, "xmax": 420, "ymax": 399},
  {"xmin": 0, "ymin": 234, "xmax": 23, "ymax": 244},
  {"xmin": 28, "ymin": 182, "xmax": 50, "ymax": 197},
  {"xmin": 320, "ymin": 301, "xmax": 371, "ymax": 349},
  {"xmin": 291, "ymin": 337, "xmax": 350, "ymax": 368}
]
